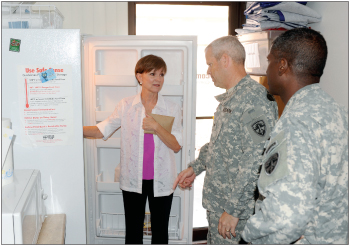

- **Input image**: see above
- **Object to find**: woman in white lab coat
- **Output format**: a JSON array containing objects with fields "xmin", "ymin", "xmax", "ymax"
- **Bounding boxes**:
[{"xmin": 83, "ymin": 55, "xmax": 182, "ymax": 244}]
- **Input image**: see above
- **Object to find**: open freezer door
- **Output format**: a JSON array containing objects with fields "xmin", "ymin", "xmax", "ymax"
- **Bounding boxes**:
[{"xmin": 82, "ymin": 35, "xmax": 197, "ymax": 244}]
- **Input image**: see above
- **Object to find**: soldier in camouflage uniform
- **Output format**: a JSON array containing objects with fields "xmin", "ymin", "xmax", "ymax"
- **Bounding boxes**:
[
  {"xmin": 242, "ymin": 28, "xmax": 349, "ymax": 244},
  {"xmin": 173, "ymin": 36, "xmax": 278, "ymax": 244}
]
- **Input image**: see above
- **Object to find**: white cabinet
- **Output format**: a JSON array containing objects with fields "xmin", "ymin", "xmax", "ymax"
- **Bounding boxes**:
[
  {"xmin": 2, "ymin": 170, "xmax": 46, "ymax": 244},
  {"xmin": 237, "ymin": 30, "xmax": 285, "ymax": 75}
]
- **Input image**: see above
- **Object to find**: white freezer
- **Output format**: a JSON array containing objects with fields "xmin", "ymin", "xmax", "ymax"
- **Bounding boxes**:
[
  {"xmin": 82, "ymin": 35, "xmax": 197, "ymax": 244},
  {"xmin": 2, "ymin": 29, "xmax": 86, "ymax": 244}
]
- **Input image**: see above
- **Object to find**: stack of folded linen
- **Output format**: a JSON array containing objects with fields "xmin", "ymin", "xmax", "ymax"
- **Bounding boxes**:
[{"xmin": 236, "ymin": 2, "xmax": 321, "ymax": 35}]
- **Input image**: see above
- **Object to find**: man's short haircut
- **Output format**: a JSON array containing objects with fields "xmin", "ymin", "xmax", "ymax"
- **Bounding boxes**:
[
  {"xmin": 206, "ymin": 35, "xmax": 246, "ymax": 64},
  {"xmin": 271, "ymin": 28, "xmax": 328, "ymax": 78},
  {"xmin": 135, "ymin": 55, "xmax": 167, "ymax": 85}
]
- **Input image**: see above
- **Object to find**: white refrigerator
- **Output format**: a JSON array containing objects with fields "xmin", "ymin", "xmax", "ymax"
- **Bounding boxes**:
[
  {"xmin": 2, "ymin": 29, "xmax": 86, "ymax": 244},
  {"xmin": 82, "ymin": 35, "xmax": 197, "ymax": 244},
  {"xmin": 2, "ymin": 30, "xmax": 197, "ymax": 244}
]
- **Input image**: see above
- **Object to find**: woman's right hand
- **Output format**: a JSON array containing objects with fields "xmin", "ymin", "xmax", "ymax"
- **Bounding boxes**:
[
  {"xmin": 83, "ymin": 126, "xmax": 103, "ymax": 138},
  {"xmin": 172, "ymin": 167, "xmax": 196, "ymax": 190}
]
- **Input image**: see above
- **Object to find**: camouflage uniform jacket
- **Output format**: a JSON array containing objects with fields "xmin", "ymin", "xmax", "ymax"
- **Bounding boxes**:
[
  {"xmin": 189, "ymin": 75, "xmax": 278, "ymax": 219},
  {"xmin": 242, "ymin": 84, "xmax": 349, "ymax": 244}
]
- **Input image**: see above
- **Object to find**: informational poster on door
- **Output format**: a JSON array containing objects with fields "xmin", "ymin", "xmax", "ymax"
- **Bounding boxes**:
[{"xmin": 18, "ymin": 65, "xmax": 74, "ymax": 147}]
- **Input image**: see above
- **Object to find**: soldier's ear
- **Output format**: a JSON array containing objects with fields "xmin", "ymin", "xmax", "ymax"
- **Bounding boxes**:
[
  {"xmin": 278, "ymin": 58, "xmax": 288, "ymax": 76},
  {"xmin": 220, "ymin": 53, "xmax": 230, "ymax": 68}
]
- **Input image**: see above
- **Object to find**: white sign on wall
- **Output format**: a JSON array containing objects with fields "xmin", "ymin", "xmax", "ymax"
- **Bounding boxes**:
[
  {"xmin": 243, "ymin": 43, "xmax": 261, "ymax": 68},
  {"xmin": 18, "ymin": 65, "xmax": 74, "ymax": 147}
]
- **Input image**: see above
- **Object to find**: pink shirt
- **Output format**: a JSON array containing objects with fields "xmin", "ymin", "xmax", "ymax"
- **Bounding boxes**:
[{"xmin": 143, "ymin": 133, "xmax": 154, "ymax": 180}]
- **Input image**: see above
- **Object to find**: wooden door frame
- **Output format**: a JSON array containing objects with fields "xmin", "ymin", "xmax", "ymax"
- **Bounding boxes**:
[{"xmin": 128, "ymin": 2, "xmax": 246, "ymax": 35}]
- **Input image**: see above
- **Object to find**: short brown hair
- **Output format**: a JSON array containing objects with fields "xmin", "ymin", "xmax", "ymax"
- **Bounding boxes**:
[{"xmin": 135, "ymin": 55, "xmax": 167, "ymax": 85}]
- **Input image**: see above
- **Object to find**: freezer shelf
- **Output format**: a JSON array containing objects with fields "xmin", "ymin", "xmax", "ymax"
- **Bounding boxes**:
[
  {"xmin": 96, "ymin": 138, "xmax": 121, "ymax": 148},
  {"xmin": 94, "ymin": 75, "xmax": 137, "ymax": 86},
  {"xmin": 96, "ymin": 172, "xmax": 121, "ymax": 193},
  {"xmin": 97, "ymin": 212, "xmax": 180, "ymax": 239}
]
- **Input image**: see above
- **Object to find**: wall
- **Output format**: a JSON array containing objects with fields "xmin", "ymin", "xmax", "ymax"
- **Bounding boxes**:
[
  {"xmin": 306, "ymin": 2, "xmax": 348, "ymax": 109},
  {"xmin": 36, "ymin": 2, "xmax": 128, "ymax": 35},
  {"xmin": 41, "ymin": 2, "xmax": 348, "ymax": 108},
  {"xmin": 246, "ymin": 2, "xmax": 348, "ymax": 109}
]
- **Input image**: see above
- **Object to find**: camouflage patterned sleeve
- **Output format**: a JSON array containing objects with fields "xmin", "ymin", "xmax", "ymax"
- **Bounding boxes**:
[
  {"xmin": 223, "ymin": 148, "xmax": 262, "ymax": 219},
  {"xmin": 224, "ymin": 104, "xmax": 275, "ymax": 219},
  {"xmin": 188, "ymin": 143, "xmax": 209, "ymax": 176},
  {"xmin": 242, "ymin": 118, "xmax": 319, "ymax": 244}
]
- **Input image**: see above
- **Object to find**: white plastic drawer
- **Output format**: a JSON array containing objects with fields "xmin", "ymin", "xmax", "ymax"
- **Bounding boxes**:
[
  {"xmin": 96, "ymin": 172, "xmax": 121, "ymax": 193},
  {"xmin": 97, "ymin": 212, "xmax": 180, "ymax": 239}
]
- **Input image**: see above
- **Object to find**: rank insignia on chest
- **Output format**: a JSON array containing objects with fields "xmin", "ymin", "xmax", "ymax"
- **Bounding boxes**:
[
  {"xmin": 223, "ymin": 108, "xmax": 232, "ymax": 113},
  {"xmin": 251, "ymin": 120, "xmax": 266, "ymax": 136},
  {"xmin": 265, "ymin": 153, "xmax": 279, "ymax": 174}
]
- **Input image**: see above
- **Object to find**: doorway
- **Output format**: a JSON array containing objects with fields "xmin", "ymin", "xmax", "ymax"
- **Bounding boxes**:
[{"xmin": 129, "ymin": 1, "xmax": 245, "ymax": 234}]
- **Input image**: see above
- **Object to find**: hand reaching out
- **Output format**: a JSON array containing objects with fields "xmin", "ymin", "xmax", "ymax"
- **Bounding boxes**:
[
  {"xmin": 172, "ymin": 167, "xmax": 196, "ymax": 190},
  {"xmin": 180, "ymin": 172, "xmax": 196, "ymax": 188}
]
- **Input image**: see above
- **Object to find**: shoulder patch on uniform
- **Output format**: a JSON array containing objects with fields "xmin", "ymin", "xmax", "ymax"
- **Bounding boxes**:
[
  {"xmin": 242, "ymin": 107, "xmax": 271, "ymax": 144},
  {"xmin": 264, "ymin": 153, "xmax": 279, "ymax": 174},
  {"xmin": 258, "ymin": 131, "xmax": 289, "ymax": 192},
  {"xmin": 251, "ymin": 120, "xmax": 266, "ymax": 136}
]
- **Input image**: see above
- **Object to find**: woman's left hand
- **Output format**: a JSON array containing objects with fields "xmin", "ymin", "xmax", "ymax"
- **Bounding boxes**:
[{"xmin": 142, "ymin": 113, "xmax": 159, "ymax": 132}]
